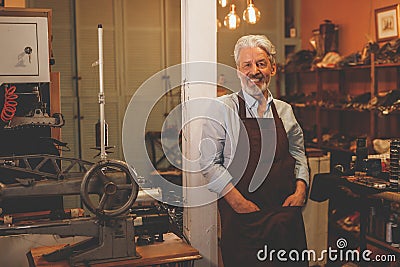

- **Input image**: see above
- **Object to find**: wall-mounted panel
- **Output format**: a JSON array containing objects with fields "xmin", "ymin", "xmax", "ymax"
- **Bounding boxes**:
[{"xmin": 0, "ymin": 16, "xmax": 49, "ymax": 83}]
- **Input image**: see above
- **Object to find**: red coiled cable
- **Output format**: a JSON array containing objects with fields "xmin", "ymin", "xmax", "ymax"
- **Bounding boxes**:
[{"xmin": 1, "ymin": 85, "xmax": 18, "ymax": 122}]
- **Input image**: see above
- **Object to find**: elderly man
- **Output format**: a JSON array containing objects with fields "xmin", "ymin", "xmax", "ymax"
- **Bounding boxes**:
[{"xmin": 200, "ymin": 35, "xmax": 309, "ymax": 266}]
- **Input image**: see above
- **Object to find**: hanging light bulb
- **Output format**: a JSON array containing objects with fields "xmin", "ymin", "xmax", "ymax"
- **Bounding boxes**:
[
  {"xmin": 219, "ymin": 0, "xmax": 229, "ymax": 8},
  {"xmin": 243, "ymin": 0, "xmax": 261, "ymax": 25},
  {"xmin": 224, "ymin": 4, "xmax": 240, "ymax": 30}
]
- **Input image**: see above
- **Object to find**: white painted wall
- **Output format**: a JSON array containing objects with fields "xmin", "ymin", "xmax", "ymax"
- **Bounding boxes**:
[{"xmin": 181, "ymin": 0, "xmax": 218, "ymax": 266}]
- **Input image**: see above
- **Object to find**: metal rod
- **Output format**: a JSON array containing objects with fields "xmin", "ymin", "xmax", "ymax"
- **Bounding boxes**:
[
  {"xmin": 72, "ymin": 0, "xmax": 83, "ymax": 161},
  {"xmin": 98, "ymin": 24, "xmax": 106, "ymax": 160}
]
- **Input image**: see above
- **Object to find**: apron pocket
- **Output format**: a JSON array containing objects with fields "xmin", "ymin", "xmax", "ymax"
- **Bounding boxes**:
[{"xmin": 236, "ymin": 211, "xmax": 265, "ymax": 248}]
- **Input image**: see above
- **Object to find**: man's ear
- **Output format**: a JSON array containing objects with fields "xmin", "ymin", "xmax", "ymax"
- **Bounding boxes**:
[{"xmin": 270, "ymin": 64, "xmax": 277, "ymax": 76}]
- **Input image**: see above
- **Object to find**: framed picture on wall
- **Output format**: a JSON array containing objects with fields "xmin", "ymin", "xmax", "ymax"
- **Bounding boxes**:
[{"xmin": 375, "ymin": 4, "xmax": 400, "ymax": 42}]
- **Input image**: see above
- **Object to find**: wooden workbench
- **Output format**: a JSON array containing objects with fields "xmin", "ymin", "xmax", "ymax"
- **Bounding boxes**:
[{"xmin": 27, "ymin": 233, "xmax": 201, "ymax": 267}]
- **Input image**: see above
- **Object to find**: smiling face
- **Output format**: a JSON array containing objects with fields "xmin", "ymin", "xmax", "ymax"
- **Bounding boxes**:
[{"xmin": 237, "ymin": 47, "xmax": 276, "ymax": 97}]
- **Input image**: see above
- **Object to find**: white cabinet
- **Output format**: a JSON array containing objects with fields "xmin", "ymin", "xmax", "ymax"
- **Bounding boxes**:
[
  {"xmin": 0, "ymin": 16, "xmax": 49, "ymax": 83},
  {"xmin": 303, "ymin": 154, "xmax": 330, "ymax": 266}
]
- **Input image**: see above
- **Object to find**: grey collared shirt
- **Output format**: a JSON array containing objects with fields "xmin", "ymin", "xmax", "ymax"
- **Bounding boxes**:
[
  {"xmin": 241, "ymin": 89, "xmax": 273, "ymax": 118},
  {"xmin": 200, "ymin": 91, "xmax": 309, "ymax": 195}
]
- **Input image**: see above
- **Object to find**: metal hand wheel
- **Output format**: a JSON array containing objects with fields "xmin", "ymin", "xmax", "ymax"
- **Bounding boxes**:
[{"xmin": 80, "ymin": 159, "xmax": 139, "ymax": 218}]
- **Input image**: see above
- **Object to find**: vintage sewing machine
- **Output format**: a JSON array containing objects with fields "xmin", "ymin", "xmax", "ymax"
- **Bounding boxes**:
[{"xmin": 0, "ymin": 155, "xmax": 169, "ymax": 266}]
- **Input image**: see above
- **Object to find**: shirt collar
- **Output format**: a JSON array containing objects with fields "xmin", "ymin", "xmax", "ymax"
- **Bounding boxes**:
[{"xmin": 241, "ymin": 89, "xmax": 274, "ymax": 109}]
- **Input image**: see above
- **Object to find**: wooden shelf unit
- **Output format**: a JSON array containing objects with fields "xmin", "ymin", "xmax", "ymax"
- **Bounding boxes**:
[{"xmin": 282, "ymin": 59, "xmax": 400, "ymax": 150}]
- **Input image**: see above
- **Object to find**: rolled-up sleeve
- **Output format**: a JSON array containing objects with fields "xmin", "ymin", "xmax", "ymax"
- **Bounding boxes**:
[
  {"xmin": 199, "ymin": 116, "xmax": 233, "ymax": 195},
  {"xmin": 286, "ymin": 106, "xmax": 310, "ymax": 186}
]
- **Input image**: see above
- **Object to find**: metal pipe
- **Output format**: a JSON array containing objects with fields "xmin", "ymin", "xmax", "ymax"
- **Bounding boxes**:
[
  {"xmin": 72, "ymin": 0, "xmax": 83, "ymax": 160},
  {"xmin": 97, "ymin": 24, "xmax": 106, "ymax": 160}
]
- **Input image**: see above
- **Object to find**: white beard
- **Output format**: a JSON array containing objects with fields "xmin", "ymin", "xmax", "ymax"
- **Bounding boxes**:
[{"xmin": 240, "ymin": 76, "xmax": 270, "ymax": 98}]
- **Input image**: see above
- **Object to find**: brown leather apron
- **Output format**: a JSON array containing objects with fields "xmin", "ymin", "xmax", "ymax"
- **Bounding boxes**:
[{"xmin": 218, "ymin": 93, "xmax": 308, "ymax": 267}]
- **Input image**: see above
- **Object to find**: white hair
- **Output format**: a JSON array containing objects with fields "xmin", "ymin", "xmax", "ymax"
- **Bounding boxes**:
[{"xmin": 234, "ymin": 35, "xmax": 277, "ymax": 66}]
